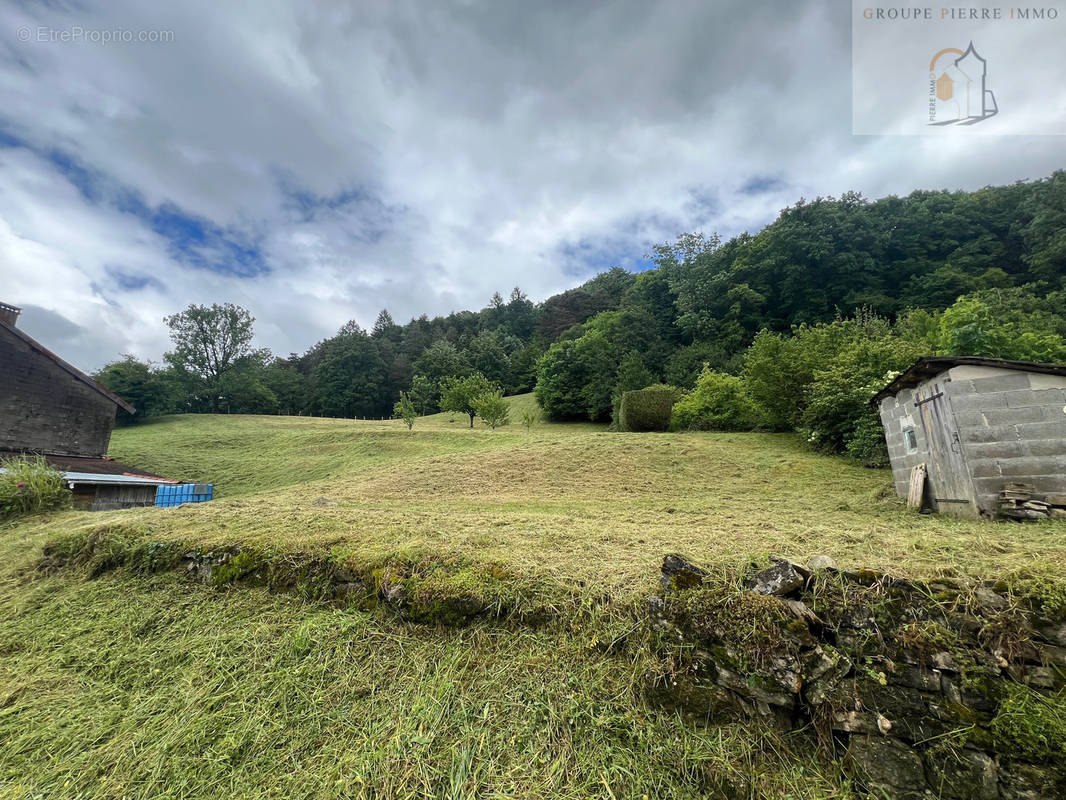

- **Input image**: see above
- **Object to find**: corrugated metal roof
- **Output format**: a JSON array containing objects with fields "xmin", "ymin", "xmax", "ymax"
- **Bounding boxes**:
[
  {"xmin": 62, "ymin": 471, "xmax": 177, "ymax": 486},
  {"xmin": 0, "ymin": 467, "xmax": 177, "ymax": 486},
  {"xmin": 871, "ymin": 356, "xmax": 1066, "ymax": 405},
  {"xmin": 0, "ymin": 317, "xmax": 135, "ymax": 413}
]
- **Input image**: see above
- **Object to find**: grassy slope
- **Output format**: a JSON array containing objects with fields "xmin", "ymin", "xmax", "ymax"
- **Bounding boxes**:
[{"xmin": 2, "ymin": 395, "xmax": 1065, "ymax": 799}]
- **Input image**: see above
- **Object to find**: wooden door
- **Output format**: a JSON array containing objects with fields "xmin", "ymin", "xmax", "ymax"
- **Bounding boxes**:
[{"xmin": 915, "ymin": 381, "xmax": 977, "ymax": 517}]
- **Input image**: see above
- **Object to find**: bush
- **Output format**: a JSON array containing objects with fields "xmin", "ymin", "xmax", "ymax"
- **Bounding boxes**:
[
  {"xmin": 671, "ymin": 369, "xmax": 761, "ymax": 431},
  {"xmin": 474, "ymin": 391, "xmax": 510, "ymax": 430},
  {"xmin": 0, "ymin": 456, "xmax": 71, "ymax": 519},
  {"xmin": 618, "ymin": 388, "xmax": 676, "ymax": 432}
]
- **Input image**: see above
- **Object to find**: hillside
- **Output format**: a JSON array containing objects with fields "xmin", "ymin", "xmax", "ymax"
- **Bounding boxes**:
[{"xmin": 2, "ymin": 401, "xmax": 1066, "ymax": 798}]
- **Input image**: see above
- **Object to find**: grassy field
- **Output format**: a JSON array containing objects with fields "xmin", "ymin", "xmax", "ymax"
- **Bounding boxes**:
[{"xmin": 2, "ymin": 395, "xmax": 1065, "ymax": 798}]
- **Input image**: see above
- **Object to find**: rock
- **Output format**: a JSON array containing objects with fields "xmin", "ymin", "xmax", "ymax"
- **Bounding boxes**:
[
  {"xmin": 808, "ymin": 554, "xmax": 838, "ymax": 571},
  {"xmin": 745, "ymin": 560, "xmax": 804, "ymax": 597},
  {"xmin": 312, "ymin": 496, "xmax": 337, "ymax": 506},
  {"xmin": 998, "ymin": 761, "xmax": 1058, "ymax": 800},
  {"xmin": 895, "ymin": 665, "xmax": 942, "ymax": 692},
  {"xmin": 714, "ymin": 665, "xmax": 794, "ymax": 708},
  {"xmin": 1049, "ymin": 508, "xmax": 1066, "ymax": 519},
  {"xmin": 973, "ymin": 586, "xmax": 1008, "ymax": 611},
  {"xmin": 930, "ymin": 651, "xmax": 957, "ymax": 671},
  {"xmin": 660, "ymin": 554, "xmax": 707, "ymax": 592},
  {"xmin": 1036, "ymin": 621, "xmax": 1066, "ymax": 647},
  {"xmin": 925, "ymin": 748, "xmax": 998, "ymax": 800},
  {"xmin": 1020, "ymin": 665, "xmax": 1063, "ymax": 690},
  {"xmin": 845, "ymin": 736, "xmax": 928, "ymax": 799}
]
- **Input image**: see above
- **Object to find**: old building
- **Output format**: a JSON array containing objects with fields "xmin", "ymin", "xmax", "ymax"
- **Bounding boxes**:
[
  {"xmin": 873, "ymin": 356, "xmax": 1066, "ymax": 519},
  {"xmin": 0, "ymin": 301, "xmax": 177, "ymax": 510},
  {"xmin": 1, "ymin": 301, "xmax": 133, "ymax": 456}
]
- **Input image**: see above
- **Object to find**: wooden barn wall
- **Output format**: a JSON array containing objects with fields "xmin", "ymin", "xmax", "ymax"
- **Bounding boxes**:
[
  {"xmin": 0, "ymin": 325, "xmax": 117, "ymax": 457},
  {"xmin": 90, "ymin": 485, "xmax": 158, "ymax": 511}
]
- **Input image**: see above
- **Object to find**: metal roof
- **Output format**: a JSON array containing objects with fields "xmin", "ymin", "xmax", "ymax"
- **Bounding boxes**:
[
  {"xmin": 871, "ymin": 356, "xmax": 1066, "ymax": 405},
  {"xmin": 0, "ymin": 316, "xmax": 135, "ymax": 413},
  {"xmin": 0, "ymin": 467, "xmax": 176, "ymax": 486},
  {"xmin": 62, "ymin": 471, "xmax": 177, "ymax": 487}
]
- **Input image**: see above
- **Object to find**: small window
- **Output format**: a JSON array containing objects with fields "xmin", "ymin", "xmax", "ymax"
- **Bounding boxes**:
[{"xmin": 904, "ymin": 429, "xmax": 918, "ymax": 454}]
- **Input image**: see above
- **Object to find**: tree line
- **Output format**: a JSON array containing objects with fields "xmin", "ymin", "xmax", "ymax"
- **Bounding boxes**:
[{"xmin": 96, "ymin": 170, "xmax": 1066, "ymax": 461}]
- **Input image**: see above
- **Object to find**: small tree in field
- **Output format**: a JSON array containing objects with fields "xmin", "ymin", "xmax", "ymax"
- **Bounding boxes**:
[
  {"xmin": 440, "ymin": 372, "xmax": 496, "ymax": 428},
  {"xmin": 474, "ymin": 391, "xmax": 510, "ymax": 430},
  {"xmin": 521, "ymin": 409, "xmax": 540, "ymax": 432},
  {"xmin": 393, "ymin": 392, "xmax": 416, "ymax": 430}
]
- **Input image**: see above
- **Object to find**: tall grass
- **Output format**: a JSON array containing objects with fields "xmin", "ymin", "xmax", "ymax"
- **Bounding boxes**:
[{"xmin": 0, "ymin": 455, "xmax": 70, "ymax": 519}]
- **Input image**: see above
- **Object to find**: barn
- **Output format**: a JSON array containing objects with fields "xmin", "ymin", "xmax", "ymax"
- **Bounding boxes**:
[
  {"xmin": 872, "ymin": 356, "xmax": 1066, "ymax": 519},
  {"xmin": 0, "ymin": 301, "xmax": 178, "ymax": 510}
]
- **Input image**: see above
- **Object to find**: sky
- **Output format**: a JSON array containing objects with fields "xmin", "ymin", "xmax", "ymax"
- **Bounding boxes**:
[{"xmin": 1, "ymin": 1, "xmax": 1064, "ymax": 371}]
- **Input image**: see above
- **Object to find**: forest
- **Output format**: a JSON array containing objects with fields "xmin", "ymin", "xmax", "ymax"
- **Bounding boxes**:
[{"xmin": 95, "ymin": 170, "xmax": 1066, "ymax": 466}]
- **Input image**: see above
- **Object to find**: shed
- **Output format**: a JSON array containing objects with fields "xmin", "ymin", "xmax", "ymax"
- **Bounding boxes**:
[
  {"xmin": 0, "ymin": 450, "xmax": 177, "ymax": 511},
  {"xmin": 872, "ymin": 356, "xmax": 1066, "ymax": 519}
]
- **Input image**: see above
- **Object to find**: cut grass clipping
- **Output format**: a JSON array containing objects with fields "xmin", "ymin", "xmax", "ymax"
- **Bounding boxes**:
[{"xmin": 3, "ymin": 394, "xmax": 1066, "ymax": 798}]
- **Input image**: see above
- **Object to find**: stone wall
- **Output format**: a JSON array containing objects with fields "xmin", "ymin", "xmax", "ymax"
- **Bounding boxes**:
[
  {"xmin": 944, "ymin": 366, "xmax": 1066, "ymax": 517},
  {"xmin": 0, "ymin": 325, "xmax": 118, "ymax": 457},
  {"xmin": 649, "ymin": 555, "xmax": 1066, "ymax": 799}
]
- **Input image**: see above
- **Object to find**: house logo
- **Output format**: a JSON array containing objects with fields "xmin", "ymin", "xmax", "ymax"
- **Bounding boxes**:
[{"xmin": 928, "ymin": 42, "xmax": 998, "ymax": 126}]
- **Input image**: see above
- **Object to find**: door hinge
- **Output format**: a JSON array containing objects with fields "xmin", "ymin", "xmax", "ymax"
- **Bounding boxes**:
[{"xmin": 915, "ymin": 391, "xmax": 944, "ymax": 406}]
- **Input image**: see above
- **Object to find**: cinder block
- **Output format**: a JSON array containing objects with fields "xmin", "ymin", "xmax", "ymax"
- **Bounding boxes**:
[
  {"xmin": 1029, "ymin": 476, "xmax": 1066, "ymax": 493},
  {"xmin": 962, "ymin": 440, "xmax": 1026, "ymax": 460},
  {"xmin": 981, "ymin": 406, "xmax": 1057, "ymax": 426},
  {"xmin": 1002, "ymin": 388, "xmax": 1066, "ymax": 408},
  {"xmin": 948, "ymin": 393, "xmax": 1007, "ymax": 412},
  {"xmin": 968, "ymin": 460, "xmax": 1003, "ymax": 479},
  {"xmin": 996, "ymin": 457, "xmax": 1066, "ymax": 478},
  {"xmin": 952, "ymin": 410, "xmax": 989, "ymax": 428},
  {"xmin": 1022, "ymin": 439, "xmax": 1066, "ymax": 458},
  {"xmin": 973, "ymin": 477, "xmax": 1011, "ymax": 495},
  {"xmin": 1016, "ymin": 421, "xmax": 1066, "ymax": 440},
  {"xmin": 971, "ymin": 374, "xmax": 1033, "ymax": 393},
  {"xmin": 961, "ymin": 425, "xmax": 1019, "ymax": 444}
]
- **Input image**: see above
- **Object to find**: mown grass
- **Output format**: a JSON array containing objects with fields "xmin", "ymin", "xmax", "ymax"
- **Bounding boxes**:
[
  {"xmin": 31, "ymin": 394, "xmax": 1066, "ymax": 601},
  {"xmin": 0, "ymin": 558, "xmax": 853, "ymax": 800},
  {"xmin": 2, "ymin": 394, "xmax": 1065, "ymax": 798}
]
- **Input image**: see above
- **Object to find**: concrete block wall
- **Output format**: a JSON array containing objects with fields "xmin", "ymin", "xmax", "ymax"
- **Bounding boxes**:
[
  {"xmin": 0, "ymin": 326, "xmax": 117, "ymax": 457},
  {"xmin": 944, "ymin": 366, "xmax": 1066, "ymax": 515},
  {"xmin": 879, "ymin": 387, "xmax": 930, "ymax": 499}
]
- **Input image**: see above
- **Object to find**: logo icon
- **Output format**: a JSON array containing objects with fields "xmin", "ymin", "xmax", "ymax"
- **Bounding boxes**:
[{"xmin": 928, "ymin": 42, "xmax": 998, "ymax": 125}]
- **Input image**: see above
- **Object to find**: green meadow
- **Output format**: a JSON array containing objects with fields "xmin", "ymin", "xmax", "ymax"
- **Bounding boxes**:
[{"xmin": 2, "ymin": 396, "xmax": 1064, "ymax": 799}]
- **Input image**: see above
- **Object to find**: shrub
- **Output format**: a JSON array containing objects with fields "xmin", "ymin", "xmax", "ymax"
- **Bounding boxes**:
[
  {"xmin": 474, "ymin": 391, "xmax": 510, "ymax": 430},
  {"xmin": 393, "ymin": 392, "xmax": 417, "ymax": 430},
  {"xmin": 618, "ymin": 388, "xmax": 676, "ymax": 432},
  {"xmin": 671, "ymin": 369, "xmax": 761, "ymax": 431},
  {"xmin": 0, "ymin": 456, "xmax": 71, "ymax": 519}
]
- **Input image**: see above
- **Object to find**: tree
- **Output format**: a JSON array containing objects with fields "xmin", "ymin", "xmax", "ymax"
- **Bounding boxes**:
[
  {"xmin": 474, "ymin": 391, "xmax": 510, "ymax": 430},
  {"xmin": 372, "ymin": 309, "xmax": 401, "ymax": 342},
  {"xmin": 412, "ymin": 340, "xmax": 470, "ymax": 411},
  {"xmin": 393, "ymin": 392, "xmax": 417, "ymax": 430},
  {"xmin": 312, "ymin": 330, "xmax": 387, "ymax": 418},
  {"xmin": 440, "ymin": 372, "xmax": 497, "ymax": 428},
  {"xmin": 93, "ymin": 356, "xmax": 176, "ymax": 423},
  {"xmin": 164, "ymin": 303, "xmax": 256, "ymax": 411},
  {"xmin": 408, "ymin": 374, "xmax": 436, "ymax": 416}
]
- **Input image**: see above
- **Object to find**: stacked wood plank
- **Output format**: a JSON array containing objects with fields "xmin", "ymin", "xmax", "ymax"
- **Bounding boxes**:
[{"xmin": 998, "ymin": 483, "xmax": 1066, "ymax": 520}]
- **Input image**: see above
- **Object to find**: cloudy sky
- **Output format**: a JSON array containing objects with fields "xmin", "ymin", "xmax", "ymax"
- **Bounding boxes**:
[{"xmin": 1, "ymin": 1, "xmax": 1063, "ymax": 370}]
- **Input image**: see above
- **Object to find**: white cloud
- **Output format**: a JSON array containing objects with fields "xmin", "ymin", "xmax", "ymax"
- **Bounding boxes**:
[{"xmin": 0, "ymin": 0, "xmax": 1063, "ymax": 370}]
